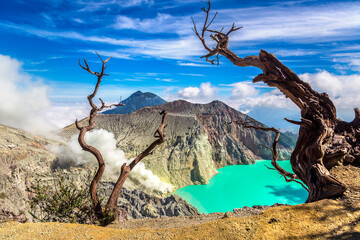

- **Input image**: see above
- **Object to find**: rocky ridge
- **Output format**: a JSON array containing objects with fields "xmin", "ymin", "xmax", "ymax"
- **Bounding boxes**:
[{"xmin": 60, "ymin": 100, "xmax": 296, "ymax": 188}]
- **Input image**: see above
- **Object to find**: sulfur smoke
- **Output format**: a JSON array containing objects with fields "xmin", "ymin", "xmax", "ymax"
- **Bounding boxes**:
[
  {"xmin": 52, "ymin": 129, "xmax": 173, "ymax": 193},
  {"xmin": 0, "ymin": 54, "xmax": 54, "ymax": 135}
]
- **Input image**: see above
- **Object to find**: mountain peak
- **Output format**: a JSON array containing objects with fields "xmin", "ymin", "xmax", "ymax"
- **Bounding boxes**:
[
  {"xmin": 103, "ymin": 91, "xmax": 167, "ymax": 114},
  {"xmin": 133, "ymin": 90, "xmax": 143, "ymax": 95}
]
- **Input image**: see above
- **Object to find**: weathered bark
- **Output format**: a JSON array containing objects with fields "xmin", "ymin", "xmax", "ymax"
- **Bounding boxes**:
[
  {"xmin": 105, "ymin": 110, "xmax": 168, "ymax": 223},
  {"xmin": 75, "ymin": 53, "xmax": 168, "ymax": 224},
  {"xmin": 76, "ymin": 53, "xmax": 120, "ymax": 220},
  {"xmin": 193, "ymin": 1, "xmax": 360, "ymax": 202}
]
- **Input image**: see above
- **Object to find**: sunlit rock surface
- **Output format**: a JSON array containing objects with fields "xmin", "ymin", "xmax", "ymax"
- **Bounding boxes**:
[{"xmin": 60, "ymin": 100, "xmax": 296, "ymax": 189}]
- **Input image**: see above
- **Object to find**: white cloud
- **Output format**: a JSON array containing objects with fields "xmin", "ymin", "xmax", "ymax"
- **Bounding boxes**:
[
  {"xmin": 230, "ymin": 82, "xmax": 258, "ymax": 98},
  {"xmin": 115, "ymin": 2, "xmax": 360, "ymax": 44},
  {"xmin": 177, "ymin": 82, "xmax": 217, "ymax": 103},
  {"xmin": 77, "ymin": 0, "xmax": 153, "ymax": 12},
  {"xmin": 226, "ymin": 88, "xmax": 295, "ymax": 112},
  {"xmin": 113, "ymin": 13, "xmax": 190, "ymax": 34},
  {"xmin": 0, "ymin": 54, "xmax": 96, "ymax": 136},
  {"xmin": 177, "ymin": 61, "xmax": 212, "ymax": 67},
  {"xmin": 178, "ymin": 86, "xmax": 200, "ymax": 98},
  {"xmin": 174, "ymin": 81, "xmax": 295, "ymax": 113},
  {"xmin": 72, "ymin": 18, "xmax": 84, "ymax": 24},
  {"xmin": 119, "ymin": 0, "xmax": 153, "ymax": 7},
  {"xmin": 0, "ymin": 54, "xmax": 54, "ymax": 135},
  {"xmin": 179, "ymin": 73, "xmax": 206, "ymax": 77},
  {"xmin": 223, "ymin": 3, "xmax": 360, "ymax": 43},
  {"xmin": 331, "ymin": 52, "xmax": 360, "ymax": 73},
  {"xmin": 43, "ymin": 102, "xmax": 90, "ymax": 129},
  {"xmin": 80, "ymin": 49, "xmax": 132, "ymax": 59},
  {"xmin": 1, "ymin": 1, "xmax": 360, "ymax": 62},
  {"xmin": 274, "ymin": 49, "xmax": 319, "ymax": 57},
  {"xmin": 155, "ymin": 78, "xmax": 177, "ymax": 82},
  {"xmin": 52, "ymin": 129, "xmax": 173, "ymax": 193},
  {"xmin": 300, "ymin": 70, "xmax": 360, "ymax": 121}
]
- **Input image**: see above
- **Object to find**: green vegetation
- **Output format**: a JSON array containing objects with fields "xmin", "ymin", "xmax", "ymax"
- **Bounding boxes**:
[
  {"xmin": 28, "ymin": 175, "xmax": 95, "ymax": 224},
  {"xmin": 0, "ymin": 192, "xmax": 6, "ymax": 199}
]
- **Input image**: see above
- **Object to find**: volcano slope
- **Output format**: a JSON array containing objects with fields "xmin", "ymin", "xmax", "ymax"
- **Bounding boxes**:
[
  {"xmin": 0, "ymin": 124, "xmax": 198, "ymax": 222},
  {"xmin": 60, "ymin": 100, "xmax": 296, "ymax": 189}
]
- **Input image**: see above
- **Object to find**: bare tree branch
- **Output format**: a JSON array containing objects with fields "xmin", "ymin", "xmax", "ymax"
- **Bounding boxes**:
[
  {"xmin": 230, "ymin": 119, "xmax": 309, "ymax": 192},
  {"xmin": 75, "ymin": 53, "xmax": 168, "ymax": 224},
  {"xmin": 98, "ymin": 98, "xmax": 125, "ymax": 112},
  {"xmin": 284, "ymin": 117, "xmax": 312, "ymax": 126},
  {"xmin": 106, "ymin": 111, "xmax": 168, "ymax": 215},
  {"xmin": 75, "ymin": 53, "xmax": 125, "ymax": 222},
  {"xmin": 193, "ymin": 0, "xmax": 353, "ymax": 202}
]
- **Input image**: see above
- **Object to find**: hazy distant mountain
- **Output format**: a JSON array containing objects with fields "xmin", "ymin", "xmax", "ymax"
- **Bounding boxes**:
[
  {"xmin": 61, "ymin": 100, "xmax": 297, "ymax": 189},
  {"xmin": 103, "ymin": 91, "xmax": 167, "ymax": 114}
]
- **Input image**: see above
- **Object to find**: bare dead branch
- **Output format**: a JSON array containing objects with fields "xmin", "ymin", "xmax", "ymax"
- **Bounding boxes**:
[
  {"xmin": 192, "ymin": 1, "xmax": 265, "ymax": 68},
  {"xmin": 79, "ymin": 58, "xmax": 97, "ymax": 76},
  {"xmin": 106, "ymin": 110, "xmax": 168, "ymax": 212},
  {"xmin": 75, "ymin": 53, "xmax": 127, "ymax": 223},
  {"xmin": 230, "ymin": 119, "xmax": 309, "ymax": 192},
  {"xmin": 265, "ymin": 165, "xmax": 276, "ymax": 171},
  {"xmin": 95, "ymin": 52, "xmax": 111, "ymax": 76},
  {"xmin": 98, "ymin": 98, "xmax": 125, "ymax": 112},
  {"xmin": 75, "ymin": 56, "xmax": 168, "ymax": 224},
  {"xmin": 284, "ymin": 118, "xmax": 303, "ymax": 125},
  {"xmin": 76, "ymin": 68, "xmax": 108, "ymax": 219},
  {"xmin": 284, "ymin": 118, "xmax": 312, "ymax": 126},
  {"xmin": 75, "ymin": 119, "xmax": 82, "ymax": 131},
  {"xmin": 191, "ymin": 1, "xmax": 358, "ymax": 202},
  {"xmin": 226, "ymin": 23, "xmax": 243, "ymax": 36},
  {"xmin": 192, "ymin": 1, "xmax": 219, "ymax": 64}
]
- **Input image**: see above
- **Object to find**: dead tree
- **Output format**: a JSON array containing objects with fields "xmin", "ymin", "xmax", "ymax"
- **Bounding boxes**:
[
  {"xmin": 75, "ymin": 53, "xmax": 168, "ymax": 224},
  {"xmin": 193, "ymin": 1, "xmax": 360, "ymax": 202}
]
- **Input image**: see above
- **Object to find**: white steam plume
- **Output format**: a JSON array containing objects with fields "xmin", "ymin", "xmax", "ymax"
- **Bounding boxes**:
[
  {"xmin": 0, "ymin": 54, "xmax": 55, "ymax": 135},
  {"xmin": 0, "ymin": 54, "xmax": 91, "ymax": 136},
  {"xmin": 52, "ymin": 129, "xmax": 173, "ymax": 193}
]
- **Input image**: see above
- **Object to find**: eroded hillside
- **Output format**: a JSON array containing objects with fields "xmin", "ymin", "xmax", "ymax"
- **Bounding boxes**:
[
  {"xmin": 60, "ymin": 100, "xmax": 296, "ymax": 188},
  {"xmin": 0, "ymin": 124, "xmax": 198, "ymax": 222}
]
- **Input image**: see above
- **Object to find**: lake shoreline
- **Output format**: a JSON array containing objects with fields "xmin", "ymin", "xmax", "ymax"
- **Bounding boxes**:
[{"xmin": 174, "ymin": 160, "xmax": 307, "ymax": 213}]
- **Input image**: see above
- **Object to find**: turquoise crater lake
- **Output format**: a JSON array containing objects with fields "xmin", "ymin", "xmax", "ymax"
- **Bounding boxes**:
[{"xmin": 174, "ymin": 160, "xmax": 308, "ymax": 214}]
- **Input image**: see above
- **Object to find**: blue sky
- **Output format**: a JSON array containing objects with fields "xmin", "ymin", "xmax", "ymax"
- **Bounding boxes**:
[{"xmin": 1, "ymin": 0, "xmax": 360, "ymax": 134}]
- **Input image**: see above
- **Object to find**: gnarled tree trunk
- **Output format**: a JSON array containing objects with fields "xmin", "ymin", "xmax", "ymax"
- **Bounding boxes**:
[
  {"xmin": 193, "ymin": 1, "xmax": 360, "ymax": 202},
  {"xmin": 75, "ymin": 53, "xmax": 168, "ymax": 225}
]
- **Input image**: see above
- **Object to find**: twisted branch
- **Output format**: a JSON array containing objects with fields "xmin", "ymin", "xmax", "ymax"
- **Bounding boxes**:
[
  {"xmin": 230, "ymin": 119, "xmax": 309, "ymax": 192},
  {"xmin": 106, "ymin": 111, "xmax": 168, "ymax": 211},
  {"xmin": 75, "ymin": 54, "xmax": 168, "ymax": 223},
  {"xmin": 75, "ymin": 53, "xmax": 124, "ymax": 220}
]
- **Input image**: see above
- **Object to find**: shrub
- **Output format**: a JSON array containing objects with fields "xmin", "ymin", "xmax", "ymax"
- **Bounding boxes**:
[
  {"xmin": 0, "ymin": 192, "xmax": 6, "ymax": 199},
  {"xmin": 28, "ymin": 175, "xmax": 95, "ymax": 224}
]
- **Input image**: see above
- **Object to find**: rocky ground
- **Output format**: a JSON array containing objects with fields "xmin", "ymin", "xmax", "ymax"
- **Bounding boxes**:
[
  {"xmin": 0, "ymin": 118, "xmax": 358, "ymax": 239},
  {"xmin": 1, "ymin": 164, "xmax": 359, "ymax": 239},
  {"xmin": 105, "ymin": 187, "xmax": 199, "ymax": 219},
  {"xmin": 0, "ymin": 124, "xmax": 198, "ymax": 222}
]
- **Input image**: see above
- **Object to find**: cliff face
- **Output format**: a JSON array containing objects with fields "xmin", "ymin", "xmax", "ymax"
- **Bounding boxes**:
[
  {"xmin": 0, "ymin": 124, "xmax": 198, "ymax": 222},
  {"xmin": 60, "ymin": 100, "xmax": 296, "ymax": 189},
  {"xmin": 0, "ymin": 124, "xmax": 59, "ymax": 220}
]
